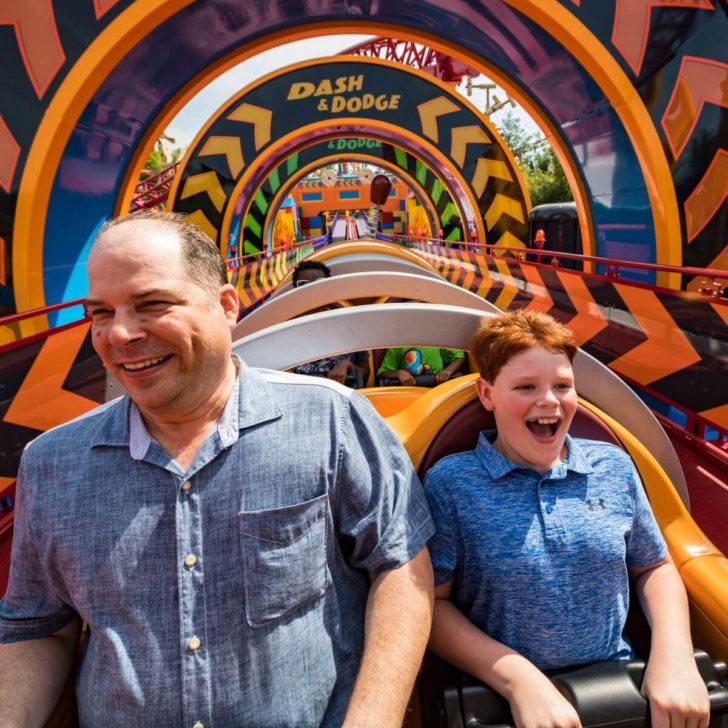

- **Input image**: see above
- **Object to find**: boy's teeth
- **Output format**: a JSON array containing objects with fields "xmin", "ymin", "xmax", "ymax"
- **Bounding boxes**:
[{"xmin": 536, "ymin": 417, "xmax": 558, "ymax": 424}]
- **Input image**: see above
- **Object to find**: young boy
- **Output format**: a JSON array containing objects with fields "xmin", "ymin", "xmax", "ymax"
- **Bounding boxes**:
[{"xmin": 424, "ymin": 309, "xmax": 709, "ymax": 728}]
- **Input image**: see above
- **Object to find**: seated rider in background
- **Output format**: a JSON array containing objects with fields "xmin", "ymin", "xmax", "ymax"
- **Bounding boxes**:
[
  {"xmin": 291, "ymin": 260, "xmax": 370, "ymax": 386},
  {"xmin": 377, "ymin": 346, "xmax": 465, "ymax": 386},
  {"xmin": 424, "ymin": 309, "xmax": 709, "ymax": 728}
]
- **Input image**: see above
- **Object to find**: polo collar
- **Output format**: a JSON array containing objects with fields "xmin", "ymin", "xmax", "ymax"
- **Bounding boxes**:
[
  {"xmin": 90, "ymin": 356, "xmax": 282, "ymax": 458},
  {"xmin": 474, "ymin": 431, "xmax": 594, "ymax": 480}
]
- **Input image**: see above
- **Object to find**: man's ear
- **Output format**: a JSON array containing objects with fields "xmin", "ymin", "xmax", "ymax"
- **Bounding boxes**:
[
  {"xmin": 219, "ymin": 284, "xmax": 240, "ymax": 328},
  {"xmin": 475, "ymin": 377, "xmax": 495, "ymax": 411}
]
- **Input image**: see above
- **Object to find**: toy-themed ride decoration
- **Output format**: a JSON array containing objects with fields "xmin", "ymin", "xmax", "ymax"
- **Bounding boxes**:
[
  {"xmin": 230, "ymin": 138, "xmax": 468, "ymax": 256},
  {"xmin": 167, "ymin": 57, "xmax": 530, "ymax": 258}
]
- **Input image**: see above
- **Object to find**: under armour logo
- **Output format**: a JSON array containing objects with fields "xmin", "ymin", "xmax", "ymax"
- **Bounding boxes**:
[{"xmin": 586, "ymin": 498, "xmax": 606, "ymax": 511}]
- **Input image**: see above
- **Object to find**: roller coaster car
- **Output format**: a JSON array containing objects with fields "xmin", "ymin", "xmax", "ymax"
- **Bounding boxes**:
[{"xmin": 234, "ymin": 291, "xmax": 728, "ymax": 727}]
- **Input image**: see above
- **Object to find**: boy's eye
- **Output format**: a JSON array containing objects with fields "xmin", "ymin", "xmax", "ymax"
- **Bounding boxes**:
[
  {"xmin": 87, "ymin": 308, "xmax": 112, "ymax": 319},
  {"xmin": 140, "ymin": 300, "xmax": 170, "ymax": 310}
]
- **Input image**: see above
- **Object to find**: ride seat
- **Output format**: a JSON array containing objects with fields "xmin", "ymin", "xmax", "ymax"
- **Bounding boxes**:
[{"xmin": 418, "ymin": 397, "xmax": 622, "ymax": 478}]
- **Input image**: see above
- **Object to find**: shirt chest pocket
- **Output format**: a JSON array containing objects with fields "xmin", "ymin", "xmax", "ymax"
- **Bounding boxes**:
[{"xmin": 239, "ymin": 494, "xmax": 329, "ymax": 627}]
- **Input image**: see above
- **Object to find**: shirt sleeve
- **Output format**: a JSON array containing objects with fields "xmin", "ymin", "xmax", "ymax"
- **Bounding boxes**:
[
  {"xmin": 443, "ymin": 348, "xmax": 465, "ymax": 364},
  {"xmin": 377, "ymin": 348, "xmax": 401, "ymax": 374},
  {"xmin": 0, "ymin": 452, "xmax": 78, "ymax": 643},
  {"xmin": 333, "ymin": 392, "xmax": 434, "ymax": 580},
  {"xmin": 423, "ymin": 464, "xmax": 460, "ymax": 585},
  {"xmin": 625, "ymin": 462, "xmax": 667, "ymax": 568}
]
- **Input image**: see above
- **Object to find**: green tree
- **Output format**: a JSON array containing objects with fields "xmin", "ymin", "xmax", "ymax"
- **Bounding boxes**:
[
  {"xmin": 140, "ymin": 141, "xmax": 183, "ymax": 180},
  {"xmin": 495, "ymin": 110, "xmax": 573, "ymax": 207}
]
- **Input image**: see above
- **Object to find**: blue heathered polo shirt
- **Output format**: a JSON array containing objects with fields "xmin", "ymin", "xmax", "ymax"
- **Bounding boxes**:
[{"xmin": 424, "ymin": 431, "xmax": 667, "ymax": 669}]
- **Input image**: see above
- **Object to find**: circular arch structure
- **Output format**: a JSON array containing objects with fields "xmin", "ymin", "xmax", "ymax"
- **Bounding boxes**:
[
  {"xmin": 0, "ymin": 2, "xmax": 724, "ymax": 322},
  {"xmin": 259, "ymin": 155, "xmax": 441, "ymax": 250},
  {"xmin": 168, "ymin": 57, "xmax": 530, "ymax": 258},
  {"xmin": 238, "ymin": 142, "xmax": 469, "ymax": 255}
]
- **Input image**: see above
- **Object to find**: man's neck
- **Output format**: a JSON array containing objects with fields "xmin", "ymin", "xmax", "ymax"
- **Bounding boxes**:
[{"xmin": 140, "ymin": 360, "xmax": 238, "ymax": 471}]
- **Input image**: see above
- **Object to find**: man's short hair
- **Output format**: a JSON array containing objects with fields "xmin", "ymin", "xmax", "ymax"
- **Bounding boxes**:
[
  {"xmin": 95, "ymin": 209, "xmax": 228, "ymax": 295},
  {"xmin": 470, "ymin": 309, "xmax": 577, "ymax": 382},
  {"xmin": 292, "ymin": 259, "xmax": 331, "ymax": 284}
]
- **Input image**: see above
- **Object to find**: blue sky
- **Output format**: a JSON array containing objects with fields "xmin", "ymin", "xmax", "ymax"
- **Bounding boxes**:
[{"xmin": 165, "ymin": 35, "xmax": 542, "ymax": 151}]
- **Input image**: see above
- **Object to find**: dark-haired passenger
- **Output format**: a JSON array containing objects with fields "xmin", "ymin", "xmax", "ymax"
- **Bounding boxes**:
[
  {"xmin": 424, "ymin": 309, "xmax": 709, "ymax": 728},
  {"xmin": 291, "ymin": 259, "xmax": 369, "ymax": 386}
]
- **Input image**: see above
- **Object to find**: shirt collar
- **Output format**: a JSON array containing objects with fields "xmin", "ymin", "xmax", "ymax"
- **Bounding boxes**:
[
  {"xmin": 474, "ymin": 431, "xmax": 594, "ymax": 480},
  {"xmin": 91, "ymin": 355, "xmax": 282, "ymax": 458}
]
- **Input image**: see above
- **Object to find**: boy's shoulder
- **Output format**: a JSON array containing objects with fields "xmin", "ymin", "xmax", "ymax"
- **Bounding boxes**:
[
  {"xmin": 571, "ymin": 437, "xmax": 633, "ymax": 468},
  {"xmin": 424, "ymin": 447, "xmax": 486, "ymax": 488}
]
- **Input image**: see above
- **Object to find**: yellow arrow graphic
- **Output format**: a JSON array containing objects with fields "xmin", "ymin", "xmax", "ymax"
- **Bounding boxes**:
[
  {"xmin": 492, "ymin": 230, "xmax": 526, "ymax": 254},
  {"xmin": 417, "ymin": 97, "xmax": 460, "ymax": 143},
  {"xmin": 473, "ymin": 254, "xmax": 494, "ymax": 300},
  {"xmin": 485, "ymin": 194, "xmax": 525, "ymax": 230},
  {"xmin": 187, "ymin": 210, "xmax": 217, "ymax": 242},
  {"xmin": 471, "ymin": 158, "xmax": 512, "ymax": 198},
  {"xmin": 5, "ymin": 323, "xmax": 99, "ymax": 431},
  {"xmin": 228, "ymin": 103, "xmax": 273, "ymax": 150},
  {"xmin": 450, "ymin": 126, "xmax": 491, "ymax": 168},
  {"xmin": 555, "ymin": 270, "xmax": 609, "ymax": 346},
  {"xmin": 199, "ymin": 135, "xmax": 245, "ymax": 178},
  {"xmin": 521, "ymin": 264, "xmax": 554, "ymax": 313},
  {"xmin": 492, "ymin": 256, "xmax": 519, "ymax": 311},
  {"xmin": 180, "ymin": 171, "xmax": 227, "ymax": 212},
  {"xmin": 609, "ymin": 285, "xmax": 701, "ymax": 385}
]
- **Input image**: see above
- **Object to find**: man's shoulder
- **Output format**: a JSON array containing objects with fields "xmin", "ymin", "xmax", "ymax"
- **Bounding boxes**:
[
  {"xmin": 23, "ymin": 397, "xmax": 126, "ymax": 458},
  {"xmin": 252, "ymin": 367, "xmax": 355, "ymax": 400}
]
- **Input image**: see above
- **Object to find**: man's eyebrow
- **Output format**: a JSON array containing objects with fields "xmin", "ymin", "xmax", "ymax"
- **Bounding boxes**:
[{"xmin": 84, "ymin": 289, "xmax": 178, "ymax": 307}]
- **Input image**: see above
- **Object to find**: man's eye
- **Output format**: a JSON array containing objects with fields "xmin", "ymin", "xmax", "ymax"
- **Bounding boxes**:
[
  {"xmin": 88, "ymin": 308, "xmax": 112, "ymax": 319},
  {"xmin": 141, "ymin": 300, "xmax": 170, "ymax": 309}
]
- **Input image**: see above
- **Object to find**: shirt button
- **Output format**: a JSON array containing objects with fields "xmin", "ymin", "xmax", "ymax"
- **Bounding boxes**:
[
  {"xmin": 187, "ymin": 635, "xmax": 201, "ymax": 651},
  {"xmin": 184, "ymin": 554, "xmax": 198, "ymax": 568},
  {"xmin": 545, "ymin": 504, "xmax": 553, "ymax": 514},
  {"xmin": 181, "ymin": 481, "xmax": 192, "ymax": 493}
]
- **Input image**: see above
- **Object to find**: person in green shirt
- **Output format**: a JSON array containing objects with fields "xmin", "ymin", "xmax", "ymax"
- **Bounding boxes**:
[{"xmin": 378, "ymin": 347, "xmax": 466, "ymax": 386}]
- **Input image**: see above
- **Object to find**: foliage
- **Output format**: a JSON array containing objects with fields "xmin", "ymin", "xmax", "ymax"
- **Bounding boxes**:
[
  {"xmin": 495, "ymin": 110, "xmax": 573, "ymax": 207},
  {"xmin": 140, "ymin": 143, "xmax": 183, "ymax": 180}
]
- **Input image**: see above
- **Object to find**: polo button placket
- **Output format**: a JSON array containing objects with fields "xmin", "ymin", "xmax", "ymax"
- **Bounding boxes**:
[
  {"xmin": 538, "ymin": 479, "xmax": 562, "ymax": 544},
  {"xmin": 177, "ymin": 475, "xmax": 212, "ymax": 726}
]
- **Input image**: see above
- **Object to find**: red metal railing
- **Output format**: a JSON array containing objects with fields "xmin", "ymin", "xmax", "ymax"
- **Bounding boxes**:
[
  {"xmin": 130, "ymin": 162, "xmax": 180, "ymax": 210},
  {"xmin": 393, "ymin": 235, "xmax": 728, "ymax": 297}
]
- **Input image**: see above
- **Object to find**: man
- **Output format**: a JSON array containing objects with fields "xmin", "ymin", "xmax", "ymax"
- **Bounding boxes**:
[
  {"xmin": 291, "ymin": 260, "xmax": 370, "ymax": 387},
  {"xmin": 0, "ymin": 210, "xmax": 434, "ymax": 727}
]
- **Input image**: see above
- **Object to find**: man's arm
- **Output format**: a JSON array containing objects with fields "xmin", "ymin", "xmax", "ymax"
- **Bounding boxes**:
[
  {"xmin": 343, "ymin": 548, "xmax": 434, "ymax": 728},
  {"xmin": 631, "ymin": 557, "xmax": 710, "ymax": 727},
  {"xmin": 429, "ymin": 581, "xmax": 581, "ymax": 728},
  {"xmin": 0, "ymin": 616, "xmax": 82, "ymax": 728}
]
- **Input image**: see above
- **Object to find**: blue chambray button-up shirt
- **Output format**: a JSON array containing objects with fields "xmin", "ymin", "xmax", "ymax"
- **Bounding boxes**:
[{"xmin": 0, "ymin": 360, "xmax": 434, "ymax": 727}]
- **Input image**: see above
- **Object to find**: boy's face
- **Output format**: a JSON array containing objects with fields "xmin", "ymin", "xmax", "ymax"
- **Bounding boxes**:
[{"xmin": 475, "ymin": 345, "xmax": 577, "ymax": 474}]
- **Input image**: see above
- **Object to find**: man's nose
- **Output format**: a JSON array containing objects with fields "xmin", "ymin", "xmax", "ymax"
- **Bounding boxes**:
[{"xmin": 106, "ymin": 312, "xmax": 145, "ymax": 346}]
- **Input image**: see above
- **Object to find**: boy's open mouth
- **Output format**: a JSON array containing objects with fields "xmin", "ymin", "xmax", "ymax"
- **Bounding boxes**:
[{"xmin": 526, "ymin": 417, "xmax": 560, "ymax": 438}]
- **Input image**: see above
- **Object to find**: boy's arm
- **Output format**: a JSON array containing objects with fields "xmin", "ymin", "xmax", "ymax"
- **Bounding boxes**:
[
  {"xmin": 430, "ymin": 581, "xmax": 581, "ymax": 728},
  {"xmin": 630, "ymin": 557, "xmax": 710, "ymax": 727}
]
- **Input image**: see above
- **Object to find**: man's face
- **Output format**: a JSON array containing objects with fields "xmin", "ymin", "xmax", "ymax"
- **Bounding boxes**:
[
  {"xmin": 475, "ymin": 345, "xmax": 577, "ymax": 473},
  {"xmin": 85, "ymin": 222, "xmax": 239, "ymax": 419}
]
